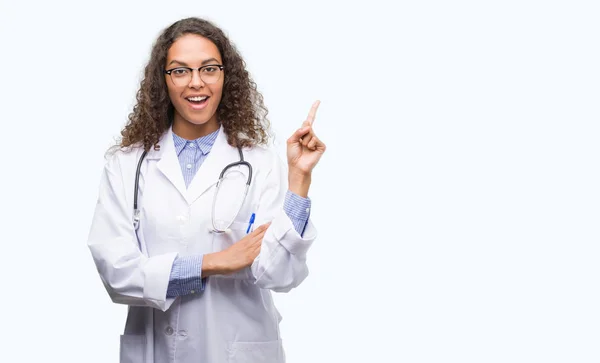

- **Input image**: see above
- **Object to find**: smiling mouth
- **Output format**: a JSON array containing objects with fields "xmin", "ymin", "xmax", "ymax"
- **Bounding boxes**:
[{"xmin": 186, "ymin": 96, "xmax": 209, "ymax": 105}]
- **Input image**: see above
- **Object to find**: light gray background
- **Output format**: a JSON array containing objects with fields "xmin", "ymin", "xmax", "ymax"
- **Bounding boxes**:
[{"xmin": 0, "ymin": 1, "xmax": 598, "ymax": 362}]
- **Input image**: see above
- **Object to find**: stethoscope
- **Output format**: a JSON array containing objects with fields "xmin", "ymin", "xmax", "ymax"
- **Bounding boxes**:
[{"xmin": 133, "ymin": 146, "xmax": 252, "ymax": 233}]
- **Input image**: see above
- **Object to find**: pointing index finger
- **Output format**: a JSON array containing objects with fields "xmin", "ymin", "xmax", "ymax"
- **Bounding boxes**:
[{"xmin": 306, "ymin": 100, "xmax": 321, "ymax": 125}]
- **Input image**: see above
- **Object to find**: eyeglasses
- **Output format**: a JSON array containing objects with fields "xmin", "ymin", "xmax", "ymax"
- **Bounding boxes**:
[{"xmin": 164, "ymin": 64, "xmax": 225, "ymax": 87}]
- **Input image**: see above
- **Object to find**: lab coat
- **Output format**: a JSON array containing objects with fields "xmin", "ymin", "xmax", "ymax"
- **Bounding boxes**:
[{"xmin": 87, "ymin": 126, "xmax": 317, "ymax": 363}]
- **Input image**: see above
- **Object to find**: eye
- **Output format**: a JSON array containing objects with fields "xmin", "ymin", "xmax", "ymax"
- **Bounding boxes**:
[
  {"xmin": 171, "ymin": 68, "xmax": 189, "ymax": 76},
  {"xmin": 202, "ymin": 66, "xmax": 218, "ymax": 73}
]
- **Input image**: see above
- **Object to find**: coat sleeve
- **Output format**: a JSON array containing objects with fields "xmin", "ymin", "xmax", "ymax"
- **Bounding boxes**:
[
  {"xmin": 250, "ymin": 151, "xmax": 318, "ymax": 292},
  {"xmin": 87, "ymin": 152, "xmax": 177, "ymax": 311}
]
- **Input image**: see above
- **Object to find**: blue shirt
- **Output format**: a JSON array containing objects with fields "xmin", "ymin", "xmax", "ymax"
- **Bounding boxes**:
[{"xmin": 166, "ymin": 129, "xmax": 311, "ymax": 297}]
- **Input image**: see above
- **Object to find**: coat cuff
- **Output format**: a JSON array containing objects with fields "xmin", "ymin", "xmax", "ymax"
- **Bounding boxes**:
[
  {"xmin": 142, "ymin": 252, "xmax": 178, "ymax": 311},
  {"xmin": 270, "ymin": 209, "xmax": 316, "ymax": 257}
]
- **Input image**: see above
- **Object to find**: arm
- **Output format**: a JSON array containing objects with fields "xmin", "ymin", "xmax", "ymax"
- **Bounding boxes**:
[
  {"xmin": 87, "ymin": 153, "xmax": 178, "ymax": 311},
  {"xmin": 250, "ymin": 100, "xmax": 326, "ymax": 292},
  {"xmin": 167, "ymin": 248, "xmax": 261, "ymax": 297},
  {"xmin": 250, "ymin": 154, "xmax": 317, "ymax": 292}
]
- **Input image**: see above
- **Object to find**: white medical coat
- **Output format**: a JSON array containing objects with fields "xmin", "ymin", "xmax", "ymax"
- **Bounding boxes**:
[{"xmin": 87, "ymin": 126, "xmax": 317, "ymax": 363}]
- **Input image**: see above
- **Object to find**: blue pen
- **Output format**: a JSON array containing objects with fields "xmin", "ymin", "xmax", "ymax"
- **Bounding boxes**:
[{"xmin": 246, "ymin": 213, "xmax": 256, "ymax": 234}]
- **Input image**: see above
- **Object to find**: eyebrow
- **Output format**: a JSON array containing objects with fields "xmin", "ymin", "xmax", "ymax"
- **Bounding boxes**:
[{"xmin": 167, "ymin": 58, "xmax": 220, "ymax": 67}]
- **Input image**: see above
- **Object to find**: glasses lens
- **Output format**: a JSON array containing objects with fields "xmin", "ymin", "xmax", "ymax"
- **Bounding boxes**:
[
  {"xmin": 171, "ymin": 68, "xmax": 191, "ymax": 87},
  {"xmin": 201, "ymin": 66, "xmax": 221, "ymax": 84}
]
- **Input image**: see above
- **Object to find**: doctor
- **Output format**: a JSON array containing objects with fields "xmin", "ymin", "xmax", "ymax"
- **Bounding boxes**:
[{"xmin": 87, "ymin": 17, "xmax": 325, "ymax": 363}]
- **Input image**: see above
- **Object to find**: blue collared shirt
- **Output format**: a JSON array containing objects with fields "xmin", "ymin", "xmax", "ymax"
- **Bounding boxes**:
[{"xmin": 166, "ymin": 129, "xmax": 311, "ymax": 297}]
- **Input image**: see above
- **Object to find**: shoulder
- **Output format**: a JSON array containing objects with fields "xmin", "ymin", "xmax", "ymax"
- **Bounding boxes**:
[{"xmin": 103, "ymin": 145, "xmax": 145, "ymax": 174}]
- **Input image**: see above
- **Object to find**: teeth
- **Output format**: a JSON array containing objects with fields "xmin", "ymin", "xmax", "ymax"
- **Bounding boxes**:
[{"xmin": 188, "ymin": 96, "xmax": 207, "ymax": 102}]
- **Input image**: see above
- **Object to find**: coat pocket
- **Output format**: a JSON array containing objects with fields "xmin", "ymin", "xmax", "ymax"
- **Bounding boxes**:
[
  {"xmin": 228, "ymin": 340, "xmax": 284, "ymax": 363},
  {"xmin": 120, "ymin": 334, "xmax": 146, "ymax": 363}
]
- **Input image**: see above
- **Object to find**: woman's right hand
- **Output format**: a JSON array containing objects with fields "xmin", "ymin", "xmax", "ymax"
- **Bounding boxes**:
[{"xmin": 202, "ymin": 223, "xmax": 271, "ymax": 276}]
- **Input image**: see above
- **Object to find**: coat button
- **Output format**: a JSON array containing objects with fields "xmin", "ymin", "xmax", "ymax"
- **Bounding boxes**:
[
  {"xmin": 165, "ymin": 326, "xmax": 174, "ymax": 335},
  {"xmin": 178, "ymin": 330, "xmax": 187, "ymax": 337}
]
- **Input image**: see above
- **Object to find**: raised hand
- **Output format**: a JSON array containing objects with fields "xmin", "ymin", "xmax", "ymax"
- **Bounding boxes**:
[{"xmin": 287, "ymin": 100, "xmax": 327, "ymax": 175}]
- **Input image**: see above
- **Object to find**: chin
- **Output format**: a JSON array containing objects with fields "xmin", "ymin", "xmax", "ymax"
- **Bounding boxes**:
[
  {"xmin": 172, "ymin": 106, "xmax": 219, "ymax": 128},
  {"xmin": 178, "ymin": 110, "xmax": 213, "ymax": 126},
  {"xmin": 186, "ymin": 117, "xmax": 211, "ymax": 126}
]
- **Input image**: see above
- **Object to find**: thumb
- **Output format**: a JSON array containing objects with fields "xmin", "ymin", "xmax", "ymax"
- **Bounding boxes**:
[{"xmin": 288, "ymin": 125, "xmax": 310, "ymax": 144}]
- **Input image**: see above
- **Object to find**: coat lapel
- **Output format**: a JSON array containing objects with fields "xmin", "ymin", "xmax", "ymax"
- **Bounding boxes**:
[
  {"xmin": 150, "ymin": 128, "xmax": 189, "ymax": 204},
  {"xmin": 187, "ymin": 126, "xmax": 240, "ymax": 205}
]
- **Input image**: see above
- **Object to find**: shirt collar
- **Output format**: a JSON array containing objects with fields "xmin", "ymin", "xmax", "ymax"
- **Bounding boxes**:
[{"xmin": 172, "ymin": 128, "xmax": 220, "ymax": 156}]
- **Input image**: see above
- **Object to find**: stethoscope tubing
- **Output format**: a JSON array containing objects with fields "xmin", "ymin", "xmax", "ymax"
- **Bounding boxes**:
[{"xmin": 132, "ymin": 147, "xmax": 252, "ymax": 232}]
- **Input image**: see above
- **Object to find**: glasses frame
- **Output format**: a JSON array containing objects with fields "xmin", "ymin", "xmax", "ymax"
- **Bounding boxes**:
[{"xmin": 164, "ymin": 64, "xmax": 225, "ymax": 86}]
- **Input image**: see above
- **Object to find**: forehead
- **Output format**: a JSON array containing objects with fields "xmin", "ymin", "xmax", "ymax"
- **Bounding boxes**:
[{"xmin": 166, "ymin": 34, "xmax": 222, "ymax": 64}]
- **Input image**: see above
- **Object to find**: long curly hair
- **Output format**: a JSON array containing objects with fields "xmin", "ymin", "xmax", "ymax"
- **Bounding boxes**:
[{"xmin": 118, "ymin": 17, "xmax": 270, "ymax": 151}]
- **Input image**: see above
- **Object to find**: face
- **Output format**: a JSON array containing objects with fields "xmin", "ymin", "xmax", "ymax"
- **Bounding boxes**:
[{"xmin": 165, "ymin": 34, "xmax": 224, "ymax": 135}]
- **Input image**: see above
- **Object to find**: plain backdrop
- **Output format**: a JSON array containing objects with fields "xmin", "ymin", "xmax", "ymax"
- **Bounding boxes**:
[{"xmin": 0, "ymin": 1, "xmax": 599, "ymax": 362}]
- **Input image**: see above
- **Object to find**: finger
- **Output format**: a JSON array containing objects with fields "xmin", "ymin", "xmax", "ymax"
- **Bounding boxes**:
[
  {"xmin": 253, "ymin": 222, "xmax": 271, "ymax": 235},
  {"xmin": 253, "ymin": 232, "xmax": 265, "ymax": 244},
  {"xmin": 300, "ymin": 127, "xmax": 314, "ymax": 145},
  {"xmin": 251, "ymin": 234, "xmax": 266, "ymax": 251},
  {"xmin": 316, "ymin": 137, "xmax": 326, "ymax": 152},
  {"xmin": 302, "ymin": 134, "xmax": 313, "ymax": 148},
  {"xmin": 307, "ymin": 135, "xmax": 319, "ymax": 150},
  {"xmin": 250, "ymin": 236, "xmax": 263, "ymax": 249},
  {"xmin": 288, "ymin": 125, "xmax": 311, "ymax": 144},
  {"xmin": 318, "ymin": 140, "xmax": 327, "ymax": 152},
  {"xmin": 305, "ymin": 100, "xmax": 321, "ymax": 126},
  {"xmin": 251, "ymin": 242, "xmax": 261, "ymax": 256},
  {"xmin": 254, "ymin": 222, "xmax": 271, "ymax": 232},
  {"xmin": 253, "ymin": 227, "xmax": 268, "ymax": 240},
  {"xmin": 246, "ymin": 225, "xmax": 265, "ymax": 238}
]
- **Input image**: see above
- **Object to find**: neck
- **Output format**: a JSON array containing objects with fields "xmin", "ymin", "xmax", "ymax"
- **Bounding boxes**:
[{"xmin": 172, "ymin": 114, "xmax": 220, "ymax": 140}]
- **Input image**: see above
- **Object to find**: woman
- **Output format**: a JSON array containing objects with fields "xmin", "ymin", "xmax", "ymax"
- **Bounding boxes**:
[{"xmin": 87, "ymin": 17, "xmax": 325, "ymax": 363}]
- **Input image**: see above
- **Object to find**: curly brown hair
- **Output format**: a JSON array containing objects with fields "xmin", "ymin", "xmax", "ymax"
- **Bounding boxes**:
[{"xmin": 118, "ymin": 17, "xmax": 270, "ymax": 151}]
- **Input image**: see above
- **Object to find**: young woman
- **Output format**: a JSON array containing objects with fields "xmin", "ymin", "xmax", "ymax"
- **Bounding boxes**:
[{"xmin": 87, "ymin": 17, "xmax": 325, "ymax": 363}]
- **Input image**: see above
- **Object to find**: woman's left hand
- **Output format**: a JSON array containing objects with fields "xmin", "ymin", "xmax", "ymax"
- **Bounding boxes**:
[{"xmin": 287, "ymin": 100, "xmax": 326, "ymax": 176}]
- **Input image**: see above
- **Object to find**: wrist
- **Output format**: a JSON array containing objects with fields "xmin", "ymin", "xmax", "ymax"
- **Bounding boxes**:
[
  {"xmin": 288, "ymin": 170, "xmax": 311, "ymax": 198},
  {"xmin": 201, "ymin": 252, "xmax": 228, "ymax": 277}
]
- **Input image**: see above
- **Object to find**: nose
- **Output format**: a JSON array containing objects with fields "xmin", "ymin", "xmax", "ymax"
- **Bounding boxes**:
[{"xmin": 189, "ymin": 69, "xmax": 205, "ymax": 89}]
